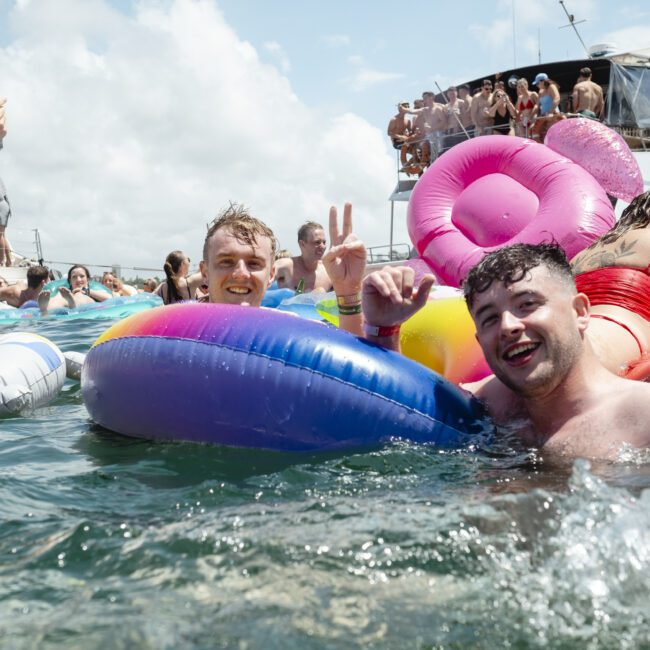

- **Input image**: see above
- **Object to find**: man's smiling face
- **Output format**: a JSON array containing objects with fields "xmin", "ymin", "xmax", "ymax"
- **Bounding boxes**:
[
  {"xmin": 202, "ymin": 226, "xmax": 274, "ymax": 307},
  {"xmin": 470, "ymin": 265, "xmax": 587, "ymax": 399}
]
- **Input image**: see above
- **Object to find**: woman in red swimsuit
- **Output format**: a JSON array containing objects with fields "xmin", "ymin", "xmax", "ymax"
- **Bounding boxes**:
[
  {"xmin": 514, "ymin": 78, "xmax": 538, "ymax": 138},
  {"xmin": 571, "ymin": 191, "xmax": 650, "ymax": 378}
]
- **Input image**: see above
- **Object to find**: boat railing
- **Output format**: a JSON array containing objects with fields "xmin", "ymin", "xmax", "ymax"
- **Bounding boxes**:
[
  {"xmin": 366, "ymin": 242, "xmax": 411, "ymax": 264},
  {"xmin": 609, "ymin": 125, "xmax": 650, "ymax": 151}
]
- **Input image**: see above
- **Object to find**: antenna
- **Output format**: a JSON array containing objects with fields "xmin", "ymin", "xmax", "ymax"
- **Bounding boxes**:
[
  {"xmin": 512, "ymin": 0, "xmax": 517, "ymax": 67},
  {"xmin": 558, "ymin": 0, "xmax": 589, "ymax": 57}
]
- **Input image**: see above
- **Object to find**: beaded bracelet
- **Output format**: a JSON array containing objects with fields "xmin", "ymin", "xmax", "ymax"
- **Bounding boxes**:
[
  {"xmin": 338, "ymin": 303, "xmax": 362, "ymax": 316},
  {"xmin": 336, "ymin": 293, "xmax": 362, "ymax": 307}
]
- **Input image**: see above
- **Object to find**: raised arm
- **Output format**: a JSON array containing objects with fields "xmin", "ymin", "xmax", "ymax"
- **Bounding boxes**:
[
  {"xmin": 322, "ymin": 203, "xmax": 366, "ymax": 336},
  {"xmin": 362, "ymin": 266, "xmax": 435, "ymax": 351}
]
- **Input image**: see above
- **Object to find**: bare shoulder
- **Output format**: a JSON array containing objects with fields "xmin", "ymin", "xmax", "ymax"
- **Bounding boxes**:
[
  {"xmin": 607, "ymin": 378, "xmax": 650, "ymax": 445},
  {"xmin": 461, "ymin": 375, "xmax": 525, "ymax": 422},
  {"xmin": 186, "ymin": 271, "xmax": 203, "ymax": 291}
]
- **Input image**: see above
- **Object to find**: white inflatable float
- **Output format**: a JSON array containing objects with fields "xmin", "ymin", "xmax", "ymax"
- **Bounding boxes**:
[{"xmin": 0, "ymin": 332, "xmax": 67, "ymax": 416}]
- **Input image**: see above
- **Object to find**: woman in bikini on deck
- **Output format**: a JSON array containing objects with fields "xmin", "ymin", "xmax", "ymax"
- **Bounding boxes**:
[{"xmin": 571, "ymin": 191, "xmax": 650, "ymax": 377}]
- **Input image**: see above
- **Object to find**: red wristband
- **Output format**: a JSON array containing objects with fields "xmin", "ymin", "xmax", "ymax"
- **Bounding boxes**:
[{"xmin": 364, "ymin": 323, "xmax": 401, "ymax": 337}]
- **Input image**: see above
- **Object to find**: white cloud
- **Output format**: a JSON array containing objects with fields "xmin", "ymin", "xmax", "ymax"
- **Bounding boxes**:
[
  {"xmin": 263, "ymin": 40, "xmax": 291, "ymax": 74},
  {"xmin": 343, "ymin": 55, "xmax": 403, "ymax": 92},
  {"xmin": 602, "ymin": 25, "xmax": 650, "ymax": 53},
  {"xmin": 322, "ymin": 34, "xmax": 350, "ymax": 47},
  {"xmin": 0, "ymin": 0, "xmax": 395, "ymax": 275}
]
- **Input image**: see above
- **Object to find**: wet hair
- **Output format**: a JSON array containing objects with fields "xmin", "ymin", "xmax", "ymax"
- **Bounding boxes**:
[
  {"xmin": 142, "ymin": 278, "xmax": 157, "ymax": 292},
  {"xmin": 27, "ymin": 265, "xmax": 49, "ymax": 289},
  {"xmin": 595, "ymin": 191, "xmax": 650, "ymax": 245},
  {"xmin": 203, "ymin": 202, "xmax": 277, "ymax": 262},
  {"xmin": 422, "ymin": 91, "xmax": 435, "ymax": 100},
  {"xmin": 274, "ymin": 248, "xmax": 291, "ymax": 260},
  {"xmin": 297, "ymin": 221, "xmax": 324, "ymax": 244},
  {"xmin": 163, "ymin": 250, "xmax": 187, "ymax": 304},
  {"xmin": 579, "ymin": 67, "xmax": 592, "ymax": 78},
  {"xmin": 463, "ymin": 243, "xmax": 575, "ymax": 310},
  {"xmin": 67, "ymin": 264, "xmax": 91, "ymax": 286}
]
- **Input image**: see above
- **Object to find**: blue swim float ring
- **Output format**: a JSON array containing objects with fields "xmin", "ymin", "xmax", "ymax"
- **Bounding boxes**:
[{"xmin": 82, "ymin": 303, "xmax": 488, "ymax": 451}]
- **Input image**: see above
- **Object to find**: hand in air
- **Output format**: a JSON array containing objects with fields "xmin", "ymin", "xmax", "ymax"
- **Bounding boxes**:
[
  {"xmin": 322, "ymin": 203, "xmax": 366, "ymax": 296},
  {"xmin": 362, "ymin": 265, "xmax": 435, "ymax": 327}
]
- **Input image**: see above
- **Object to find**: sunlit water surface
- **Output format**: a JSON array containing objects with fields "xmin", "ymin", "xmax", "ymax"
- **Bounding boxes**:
[{"xmin": 1, "ymin": 317, "xmax": 649, "ymax": 649}]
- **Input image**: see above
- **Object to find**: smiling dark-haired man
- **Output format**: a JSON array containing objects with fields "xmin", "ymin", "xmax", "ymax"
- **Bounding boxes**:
[{"xmin": 359, "ymin": 243, "xmax": 650, "ymax": 459}]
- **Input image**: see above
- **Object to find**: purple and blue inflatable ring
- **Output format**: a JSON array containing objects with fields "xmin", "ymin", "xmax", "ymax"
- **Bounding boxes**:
[{"xmin": 81, "ymin": 302, "xmax": 487, "ymax": 451}]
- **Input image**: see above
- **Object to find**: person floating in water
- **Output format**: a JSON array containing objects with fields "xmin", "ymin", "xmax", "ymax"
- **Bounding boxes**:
[
  {"xmin": 323, "ymin": 194, "xmax": 650, "ymax": 459},
  {"xmin": 38, "ymin": 264, "xmax": 111, "ymax": 313},
  {"xmin": 274, "ymin": 221, "xmax": 333, "ymax": 293},
  {"xmin": 0, "ymin": 265, "xmax": 49, "ymax": 307}
]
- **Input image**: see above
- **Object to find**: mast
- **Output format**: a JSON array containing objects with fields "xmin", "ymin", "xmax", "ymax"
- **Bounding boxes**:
[{"xmin": 558, "ymin": 0, "xmax": 589, "ymax": 57}]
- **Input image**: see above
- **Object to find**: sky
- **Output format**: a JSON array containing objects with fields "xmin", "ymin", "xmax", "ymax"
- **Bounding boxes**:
[{"xmin": 1, "ymin": 0, "xmax": 649, "ymax": 277}]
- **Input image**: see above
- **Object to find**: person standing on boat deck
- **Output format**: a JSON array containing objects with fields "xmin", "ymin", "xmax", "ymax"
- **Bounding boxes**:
[
  {"xmin": 358, "ymin": 244, "xmax": 650, "ymax": 460},
  {"xmin": 514, "ymin": 77, "xmax": 538, "ymax": 137},
  {"xmin": 387, "ymin": 101, "xmax": 417, "ymax": 172},
  {"xmin": 0, "ymin": 97, "xmax": 12, "ymax": 267},
  {"xmin": 458, "ymin": 85, "xmax": 474, "ymax": 134},
  {"xmin": 421, "ymin": 90, "xmax": 448, "ymax": 160},
  {"xmin": 471, "ymin": 80, "xmax": 494, "ymax": 136},
  {"xmin": 274, "ymin": 221, "xmax": 333, "ymax": 293},
  {"xmin": 531, "ymin": 78, "xmax": 564, "ymax": 141},
  {"xmin": 486, "ymin": 89, "xmax": 517, "ymax": 135},
  {"xmin": 572, "ymin": 67, "xmax": 604, "ymax": 119},
  {"xmin": 387, "ymin": 101, "xmax": 412, "ymax": 150},
  {"xmin": 399, "ymin": 98, "xmax": 427, "ymax": 174},
  {"xmin": 0, "ymin": 265, "xmax": 49, "ymax": 307},
  {"xmin": 406, "ymin": 92, "xmax": 447, "ymax": 165},
  {"xmin": 443, "ymin": 86, "xmax": 468, "ymax": 148}
]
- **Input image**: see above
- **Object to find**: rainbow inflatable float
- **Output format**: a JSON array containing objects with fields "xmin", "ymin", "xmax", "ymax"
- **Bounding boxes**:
[{"xmin": 81, "ymin": 303, "xmax": 488, "ymax": 451}]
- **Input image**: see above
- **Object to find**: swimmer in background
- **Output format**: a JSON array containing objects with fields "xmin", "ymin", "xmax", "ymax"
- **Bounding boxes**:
[
  {"xmin": 155, "ymin": 250, "xmax": 202, "ymax": 305},
  {"xmin": 38, "ymin": 264, "xmax": 111, "ymax": 312},
  {"xmin": 0, "ymin": 265, "xmax": 49, "ymax": 307},
  {"xmin": 141, "ymin": 278, "xmax": 158, "ymax": 293},
  {"xmin": 274, "ymin": 221, "xmax": 333, "ymax": 293},
  {"xmin": 112, "ymin": 276, "xmax": 138, "ymax": 296}
]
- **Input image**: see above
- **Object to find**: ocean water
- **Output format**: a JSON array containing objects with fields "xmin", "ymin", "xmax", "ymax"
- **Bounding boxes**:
[{"xmin": 1, "ymin": 316, "xmax": 650, "ymax": 649}]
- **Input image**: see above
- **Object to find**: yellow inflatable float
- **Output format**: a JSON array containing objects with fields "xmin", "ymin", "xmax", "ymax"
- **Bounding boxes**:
[
  {"xmin": 399, "ymin": 296, "xmax": 490, "ymax": 384},
  {"xmin": 316, "ymin": 288, "xmax": 490, "ymax": 385}
]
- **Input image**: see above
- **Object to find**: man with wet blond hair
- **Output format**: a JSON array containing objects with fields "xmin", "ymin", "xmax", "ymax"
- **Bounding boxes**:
[{"xmin": 199, "ymin": 203, "xmax": 277, "ymax": 307}]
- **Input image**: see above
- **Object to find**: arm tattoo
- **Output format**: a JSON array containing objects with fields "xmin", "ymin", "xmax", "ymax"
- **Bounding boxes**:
[{"xmin": 571, "ymin": 238, "xmax": 638, "ymax": 275}]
